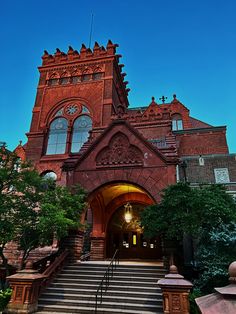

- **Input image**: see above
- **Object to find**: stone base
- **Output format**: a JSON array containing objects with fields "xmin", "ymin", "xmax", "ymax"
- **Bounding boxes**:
[
  {"xmin": 90, "ymin": 238, "xmax": 105, "ymax": 260},
  {"xmin": 61, "ymin": 230, "xmax": 84, "ymax": 260},
  {"xmin": 5, "ymin": 302, "xmax": 38, "ymax": 313}
]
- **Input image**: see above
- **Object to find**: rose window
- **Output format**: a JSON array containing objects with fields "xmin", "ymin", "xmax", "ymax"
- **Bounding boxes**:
[{"xmin": 65, "ymin": 104, "xmax": 78, "ymax": 115}]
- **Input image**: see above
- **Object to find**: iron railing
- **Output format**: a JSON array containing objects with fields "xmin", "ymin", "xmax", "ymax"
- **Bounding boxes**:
[
  {"xmin": 80, "ymin": 251, "xmax": 90, "ymax": 261},
  {"xmin": 95, "ymin": 249, "xmax": 119, "ymax": 313}
]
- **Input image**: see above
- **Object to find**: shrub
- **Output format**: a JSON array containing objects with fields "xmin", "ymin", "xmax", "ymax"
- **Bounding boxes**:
[
  {"xmin": 0, "ymin": 288, "xmax": 12, "ymax": 311},
  {"xmin": 189, "ymin": 288, "xmax": 201, "ymax": 314}
]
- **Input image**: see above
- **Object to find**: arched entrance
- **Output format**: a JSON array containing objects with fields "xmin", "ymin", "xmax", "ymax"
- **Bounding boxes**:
[
  {"xmin": 88, "ymin": 182, "xmax": 162, "ymax": 260},
  {"xmin": 107, "ymin": 203, "xmax": 162, "ymax": 259}
]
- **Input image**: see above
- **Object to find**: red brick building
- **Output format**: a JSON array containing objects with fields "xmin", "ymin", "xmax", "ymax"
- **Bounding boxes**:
[{"xmin": 18, "ymin": 40, "xmax": 236, "ymax": 261}]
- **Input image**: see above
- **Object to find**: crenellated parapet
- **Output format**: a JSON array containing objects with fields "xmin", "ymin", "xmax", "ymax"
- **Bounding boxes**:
[
  {"xmin": 38, "ymin": 40, "xmax": 130, "ymax": 106},
  {"xmin": 41, "ymin": 40, "xmax": 120, "ymax": 66}
]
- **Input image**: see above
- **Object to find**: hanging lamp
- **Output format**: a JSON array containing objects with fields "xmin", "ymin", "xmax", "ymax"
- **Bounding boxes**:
[{"xmin": 124, "ymin": 184, "xmax": 132, "ymax": 223}]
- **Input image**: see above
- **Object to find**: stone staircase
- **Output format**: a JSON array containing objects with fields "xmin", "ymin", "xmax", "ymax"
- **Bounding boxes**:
[{"xmin": 37, "ymin": 261, "xmax": 165, "ymax": 314}]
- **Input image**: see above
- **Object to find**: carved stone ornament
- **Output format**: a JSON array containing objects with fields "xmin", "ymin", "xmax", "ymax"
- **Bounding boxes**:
[
  {"xmin": 96, "ymin": 132, "xmax": 143, "ymax": 167},
  {"xmin": 214, "ymin": 168, "xmax": 230, "ymax": 183}
]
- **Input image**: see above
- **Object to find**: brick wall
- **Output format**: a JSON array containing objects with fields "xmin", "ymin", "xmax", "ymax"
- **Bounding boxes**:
[{"xmin": 179, "ymin": 154, "xmax": 236, "ymax": 186}]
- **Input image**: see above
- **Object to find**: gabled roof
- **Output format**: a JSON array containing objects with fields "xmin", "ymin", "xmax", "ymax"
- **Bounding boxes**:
[{"xmin": 63, "ymin": 119, "xmax": 178, "ymax": 171}]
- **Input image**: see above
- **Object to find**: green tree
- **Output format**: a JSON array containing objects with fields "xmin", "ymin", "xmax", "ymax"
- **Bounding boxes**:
[
  {"xmin": 141, "ymin": 182, "xmax": 236, "ymax": 293},
  {"xmin": 0, "ymin": 148, "xmax": 86, "ymax": 271},
  {"xmin": 0, "ymin": 148, "xmax": 42, "ymax": 270},
  {"xmin": 194, "ymin": 222, "xmax": 236, "ymax": 293},
  {"xmin": 141, "ymin": 182, "xmax": 236, "ymax": 239}
]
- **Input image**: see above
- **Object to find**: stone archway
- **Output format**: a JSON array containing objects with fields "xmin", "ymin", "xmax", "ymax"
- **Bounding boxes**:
[
  {"xmin": 106, "ymin": 204, "xmax": 162, "ymax": 260},
  {"xmin": 88, "ymin": 182, "xmax": 159, "ymax": 260}
]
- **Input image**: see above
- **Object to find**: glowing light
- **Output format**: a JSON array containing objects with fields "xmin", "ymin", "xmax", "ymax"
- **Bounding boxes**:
[{"xmin": 124, "ymin": 202, "xmax": 132, "ymax": 223}]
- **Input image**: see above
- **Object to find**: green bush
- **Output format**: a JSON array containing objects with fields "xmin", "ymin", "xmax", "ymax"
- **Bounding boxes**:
[
  {"xmin": 189, "ymin": 288, "xmax": 201, "ymax": 314},
  {"xmin": 0, "ymin": 288, "xmax": 12, "ymax": 311}
]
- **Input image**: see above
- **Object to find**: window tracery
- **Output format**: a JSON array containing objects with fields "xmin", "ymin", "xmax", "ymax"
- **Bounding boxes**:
[
  {"xmin": 46, "ymin": 118, "xmax": 68, "ymax": 155},
  {"xmin": 71, "ymin": 115, "xmax": 92, "ymax": 153},
  {"xmin": 65, "ymin": 104, "xmax": 78, "ymax": 115},
  {"xmin": 47, "ymin": 103, "xmax": 92, "ymax": 155}
]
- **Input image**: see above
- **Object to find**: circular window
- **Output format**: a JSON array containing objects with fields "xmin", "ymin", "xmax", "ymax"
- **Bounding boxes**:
[{"xmin": 65, "ymin": 104, "xmax": 78, "ymax": 115}]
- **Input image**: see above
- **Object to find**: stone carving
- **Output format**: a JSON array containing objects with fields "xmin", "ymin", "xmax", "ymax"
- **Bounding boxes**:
[
  {"xmin": 172, "ymin": 294, "xmax": 181, "ymax": 311},
  {"xmin": 214, "ymin": 168, "xmax": 230, "ymax": 183},
  {"xmin": 96, "ymin": 132, "xmax": 143, "ymax": 166}
]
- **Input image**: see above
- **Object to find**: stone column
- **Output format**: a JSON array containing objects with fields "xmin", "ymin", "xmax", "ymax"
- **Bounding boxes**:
[
  {"xmin": 5, "ymin": 262, "xmax": 45, "ymax": 314},
  {"xmin": 60, "ymin": 230, "xmax": 85, "ymax": 261},
  {"xmin": 90, "ymin": 237, "xmax": 105, "ymax": 260},
  {"xmin": 157, "ymin": 265, "xmax": 193, "ymax": 314}
]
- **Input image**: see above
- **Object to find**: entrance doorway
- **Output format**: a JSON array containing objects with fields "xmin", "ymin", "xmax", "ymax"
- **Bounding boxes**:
[
  {"xmin": 89, "ymin": 182, "xmax": 161, "ymax": 260},
  {"xmin": 106, "ymin": 204, "xmax": 162, "ymax": 259}
]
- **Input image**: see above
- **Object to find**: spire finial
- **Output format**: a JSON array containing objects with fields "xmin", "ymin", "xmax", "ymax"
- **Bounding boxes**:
[
  {"xmin": 173, "ymin": 94, "xmax": 177, "ymax": 100},
  {"xmin": 159, "ymin": 96, "xmax": 167, "ymax": 104},
  {"xmin": 151, "ymin": 96, "xmax": 155, "ymax": 102}
]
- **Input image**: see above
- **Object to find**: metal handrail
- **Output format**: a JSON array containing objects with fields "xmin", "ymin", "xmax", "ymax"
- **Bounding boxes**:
[
  {"xmin": 80, "ymin": 251, "xmax": 90, "ymax": 262},
  {"xmin": 95, "ymin": 249, "xmax": 119, "ymax": 313}
]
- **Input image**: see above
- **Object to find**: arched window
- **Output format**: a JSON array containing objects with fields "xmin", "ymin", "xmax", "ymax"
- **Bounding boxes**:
[
  {"xmin": 71, "ymin": 115, "xmax": 92, "ymax": 153},
  {"xmin": 41, "ymin": 171, "xmax": 57, "ymax": 181},
  {"xmin": 46, "ymin": 118, "xmax": 68, "ymax": 155},
  {"xmin": 172, "ymin": 114, "xmax": 183, "ymax": 131}
]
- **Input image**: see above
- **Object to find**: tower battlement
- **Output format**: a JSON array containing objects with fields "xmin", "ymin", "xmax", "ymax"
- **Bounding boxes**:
[{"xmin": 41, "ymin": 40, "xmax": 120, "ymax": 66}]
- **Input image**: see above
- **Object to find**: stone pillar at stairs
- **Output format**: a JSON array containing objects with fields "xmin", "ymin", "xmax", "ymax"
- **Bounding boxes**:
[
  {"xmin": 5, "ymin": 262, "xmax": 45, "ymax": 314},
  {"xmin": 90, "ymin": 237, "xmax": 105, "ymax": 260},
  {"xmin": 196, "ymin": 261, "xmax": 236, "ymax": 313},
  {"xmin": 157, "ymin": 264, "xmax": 193, "ymax": 314},
  {"xmin": 60, "ymin": 230, "xmax": 84, "ymax": 261}
]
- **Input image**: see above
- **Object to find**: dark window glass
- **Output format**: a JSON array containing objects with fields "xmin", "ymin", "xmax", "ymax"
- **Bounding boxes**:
[
  {"xmin": 49, "ymin": 78, "xmax": 58, "ymax": 86},
  {"xmin": 71, "ymin": 115, "xmax": 92, "ymax": 153},
  {"xmin": 82, "ymin": 74, "xmax": 91, "ymax": 81},
  {"xmin": 93, "ymin": 73, "xmax": 103, "ymax": 80},
  {"xmin": 61, "ymin": 77, "xmax": 69, "ymax": 85},
  {"xmin": 46, "ymin": 118, "xmax": 68, "ymax": 155},
  {"xmin": 72, "ymin": 76, "xmax": 81, "ymax": 84}
]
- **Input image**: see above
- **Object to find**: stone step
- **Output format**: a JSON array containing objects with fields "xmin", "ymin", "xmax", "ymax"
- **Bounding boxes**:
[
  {"xmin": 37, "ymin": 304, "xmax": 163, "ymax": 314},
  {"xmin": 66, "ymin": 264, "xmax": 164, "ymax": 271},
  {"xmin": 61, "ymin": 268, "xmax": 166, "ymax": 276},
  {"xmin": 54, "ymin": 278, "xmax": 160, "ymax": 287},
  {"xmin": 37, "ymin": 262, "xmax": 165, "ymax": 313},
  {"xmin": 45, "ymin": 286, "xmax": 161, "ymax": 297},
  {"xmin": 39, "ymin": 293, "xmax": 161, "ymax": 305},
  {"xmin": 50, "ymin": 282, "xmax": 161, "ymax": 292},
  {"xmin": 38, "ymin": 298, "xmax": 162, "ymax": 312},
  {"xmin": 57, "ymin": 273, "xmax": 161, "ymax": 282}
]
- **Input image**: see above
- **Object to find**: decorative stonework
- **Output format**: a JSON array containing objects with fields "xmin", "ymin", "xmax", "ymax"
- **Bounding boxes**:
[
  {"xmin": 172, "ymin": 294, "xmax": 181, "ymax": 311},
  {"xmin": 96, "ymin": 132, "xmax": 143, "ymax": 167},
  {"xmin": 65, "ymin": 104, "xmax": 79, "ymax": 115},
  {"xmin": 214, "ymin": 168, "xmax": 230, "ymax": 183},
  {"xmin": 158, "ymin": 265, "xmax": 193, "ymax": 314}
]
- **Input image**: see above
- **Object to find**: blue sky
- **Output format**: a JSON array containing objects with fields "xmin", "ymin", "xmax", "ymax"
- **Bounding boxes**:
[{"xmin": 0, "ymin": 0, "xmax": 235, "ymax": 152}]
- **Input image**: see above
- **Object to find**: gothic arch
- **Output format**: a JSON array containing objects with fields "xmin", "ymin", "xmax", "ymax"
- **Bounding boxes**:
[
  {"xmin": 79, "ymin": 165, "xmax": 168, "ymax": 203},
  {"xmin": 44, "ymin": 97, "xmax": 93, "ymax": 126}
]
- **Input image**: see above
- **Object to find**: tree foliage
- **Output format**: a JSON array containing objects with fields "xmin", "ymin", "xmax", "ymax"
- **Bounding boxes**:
[
  {"xmin": 194, "ymin": 222, "xmax": 236, "ymax": 293},
  {"xmin": 141, "ymin": 182, "xmax": 236, "ymax": 293},
  {"xmin": 0, "ymin": 148, "xmax": 86, "ymax": 269},
  {"xmin": 141, "ymin": 182, "xmax": 236, "ymax": 239}
]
